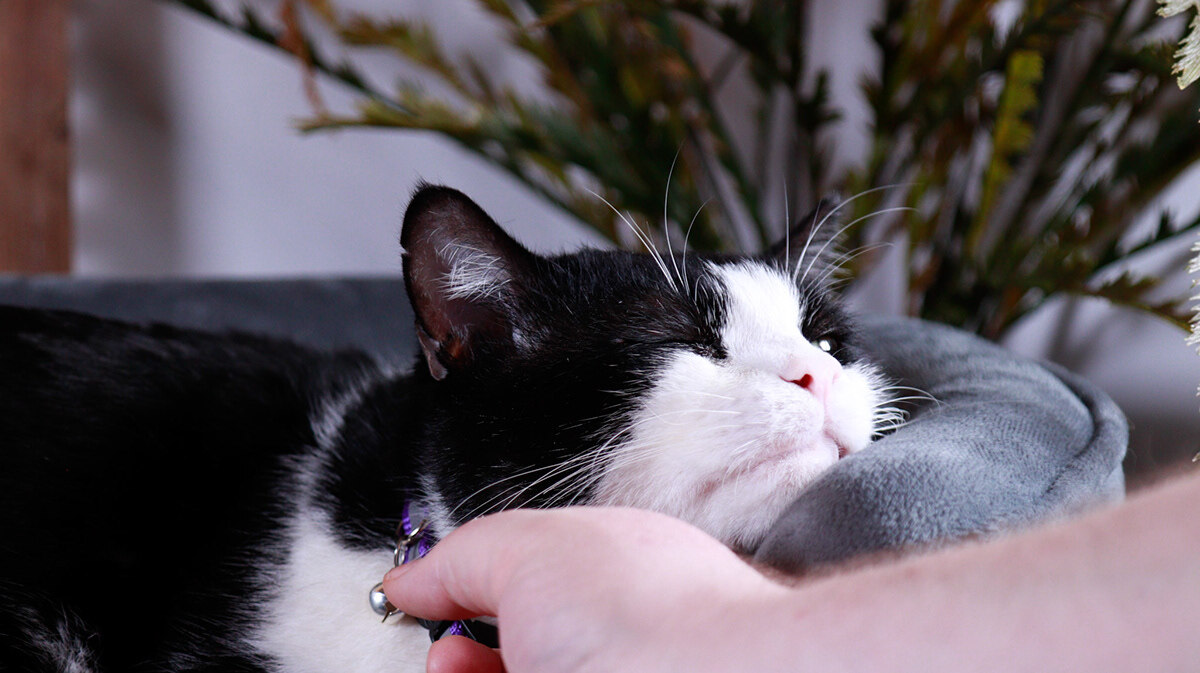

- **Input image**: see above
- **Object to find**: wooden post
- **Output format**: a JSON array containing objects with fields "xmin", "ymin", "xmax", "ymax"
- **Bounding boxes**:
[{"xmin": 0, "ymin": 0, "xmax": 71, "ymax": 273}]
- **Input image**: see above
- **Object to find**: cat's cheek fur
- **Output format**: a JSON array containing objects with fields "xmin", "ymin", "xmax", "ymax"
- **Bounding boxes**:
[
  {"xmin": 828, "ymin": 361, "xmax": 887, "ymax": 453},
  {"xmin": 252, "ymin": 512, "xmax": 431, "ymax": 673}
]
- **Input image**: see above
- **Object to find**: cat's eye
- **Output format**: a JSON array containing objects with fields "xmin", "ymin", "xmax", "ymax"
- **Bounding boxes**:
[{"xmin": 816, "ymin": 338, "xmax": 833, "ymax": 353}]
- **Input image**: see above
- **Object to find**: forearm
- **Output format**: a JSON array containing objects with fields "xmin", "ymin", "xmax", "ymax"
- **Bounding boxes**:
[{"xmin": 751, "ymin": 471, "xmax": 1200, "ymax": 672}]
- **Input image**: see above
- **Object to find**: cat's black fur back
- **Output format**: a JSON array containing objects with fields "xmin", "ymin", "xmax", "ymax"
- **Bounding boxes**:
[{"xmin": 0, "ymin": 307, "xmax": 378, "ymax": 670}]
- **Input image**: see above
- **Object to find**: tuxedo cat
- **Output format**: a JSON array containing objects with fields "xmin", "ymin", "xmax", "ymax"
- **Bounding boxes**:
[{"xmin": 0, "ymin": 186, "xmax": 888, "ymax": 672}]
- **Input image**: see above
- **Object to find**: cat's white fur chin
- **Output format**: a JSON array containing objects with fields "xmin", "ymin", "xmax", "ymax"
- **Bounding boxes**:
[
  {"xmin": 252, "ymin": 512, "xmax": 430, "ymax": 673},
  {"xmin": 593, "ymin": 262, "xmax": 883, "ymax": 549}
]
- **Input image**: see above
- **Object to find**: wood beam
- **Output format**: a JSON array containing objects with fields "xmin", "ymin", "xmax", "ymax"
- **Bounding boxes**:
[{"xmin": 0, "ymin": 0, "xmax": 71, "ymax": 273}]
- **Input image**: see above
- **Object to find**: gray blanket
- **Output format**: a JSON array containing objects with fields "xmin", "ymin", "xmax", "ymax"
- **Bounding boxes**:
[
  {"xmin": 0, "ymin": 277, "xmax": 1128, "ymax": 570},
  {"xmin": 753, "ymin": 314, "xmax": 1127, "ymax": 571}
]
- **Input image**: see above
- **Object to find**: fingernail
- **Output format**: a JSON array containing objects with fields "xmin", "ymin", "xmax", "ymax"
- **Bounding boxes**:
[{"xmin": 384, "ymin": 563, "xmax": 414, "ymax": 583}]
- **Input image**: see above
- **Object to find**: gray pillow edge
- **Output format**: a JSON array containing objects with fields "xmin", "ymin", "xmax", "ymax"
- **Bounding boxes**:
[{"xmin": 753, "ymin": 314, "xmax": 1128, "ymax": 571}]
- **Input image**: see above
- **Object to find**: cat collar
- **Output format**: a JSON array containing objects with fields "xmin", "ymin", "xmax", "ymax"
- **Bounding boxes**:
[{"xmin": 368, "ymin": 501, "xmax": 499, "ymax": 648}]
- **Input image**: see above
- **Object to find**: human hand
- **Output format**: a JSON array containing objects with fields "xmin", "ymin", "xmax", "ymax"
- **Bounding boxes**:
[
  {"xmin": 381, "ymin": 506, "xmax": 787, "ymax": 673},
  {"xmin": 384, "ymin": 475, "xmax": 1200, "ymax": 673}
]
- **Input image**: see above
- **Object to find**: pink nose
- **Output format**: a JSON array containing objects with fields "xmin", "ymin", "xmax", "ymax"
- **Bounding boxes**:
[{"xmin": 781, "ymin": 350, "xmax": 841, "ymax": 402}]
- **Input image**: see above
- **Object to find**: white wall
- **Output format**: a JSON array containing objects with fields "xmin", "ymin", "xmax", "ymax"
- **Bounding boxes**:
[
  {"xmin": 71, "ymin": 0, "xmax": 1200, "ymax": 475},
  {"xmin": 71, "ymin": 0, "xmax": 600, "ymax": 279}
]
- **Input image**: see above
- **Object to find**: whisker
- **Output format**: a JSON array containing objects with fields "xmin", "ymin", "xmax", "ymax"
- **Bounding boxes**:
[
  {"xmin": 783, "ymin": 178, "xmax": 791, "ymax": 279},
  {"xmin": 798, "ymin": 206, "xmax": 915, "ymax": 286},
  {"xmin": 663, "ymin": 147, "xmax": 685, "ymax": 291},
  {"xmin": 813, "ymin": 242, "xmax": 895, "ymax": 287},
  {"xmin": 586, "ymin": 187, "xmax": 678, "ymax": 292},
  {"xmin": 681, "ymin": 199, "xmax": 710, "ymax": 296},
  {"xmin": 792, "ymin": 183, "xmax": 911, "ymax": 283}
]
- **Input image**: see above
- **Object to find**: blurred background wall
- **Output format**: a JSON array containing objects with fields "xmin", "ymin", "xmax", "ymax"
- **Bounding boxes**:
[{"xmin": 69, "ymin": 0, "xmax": 1200, "ymax": 479}]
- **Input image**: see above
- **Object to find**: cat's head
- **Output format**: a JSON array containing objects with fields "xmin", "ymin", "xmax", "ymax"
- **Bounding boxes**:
[{"xmin": 402, "ymin": 185, "xmax": 889, "ymax": 550}]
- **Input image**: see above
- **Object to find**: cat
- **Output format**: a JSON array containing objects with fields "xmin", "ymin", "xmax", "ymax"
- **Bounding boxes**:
[{"xmin": 0, "ymin": 185, "xmax": 889, "ymax": 672}]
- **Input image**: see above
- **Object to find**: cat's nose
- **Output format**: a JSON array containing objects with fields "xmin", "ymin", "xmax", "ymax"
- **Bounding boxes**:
[{"xmin": 781, "ymin": 350, "xmax": 840, "ymax": 402}]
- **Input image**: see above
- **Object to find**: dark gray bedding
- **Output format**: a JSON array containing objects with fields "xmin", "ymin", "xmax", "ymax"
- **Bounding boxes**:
[{"xmin": 0, "ymin": 276, "xmax": 1127, "ymax": 569}]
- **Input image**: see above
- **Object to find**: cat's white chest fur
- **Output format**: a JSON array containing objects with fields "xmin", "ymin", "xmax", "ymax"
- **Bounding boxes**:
[{"xmin": 253, "ymin": 513, "xmax": 430, "ymax": 673}]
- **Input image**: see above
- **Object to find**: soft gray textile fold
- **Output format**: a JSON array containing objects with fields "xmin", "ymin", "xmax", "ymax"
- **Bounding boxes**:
[
  {"xmin": 753, "ymin": 314, "xmax": 1128, "ymax": 571},
  {"xmin": 0, "ymin": 278, "xmax": 1128, "ymax": 571}
]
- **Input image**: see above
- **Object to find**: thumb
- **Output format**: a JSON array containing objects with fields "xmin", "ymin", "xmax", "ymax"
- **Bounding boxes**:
[{"xmin": 381, "ymin": 510, "xmax": 540, "ymax": 621}]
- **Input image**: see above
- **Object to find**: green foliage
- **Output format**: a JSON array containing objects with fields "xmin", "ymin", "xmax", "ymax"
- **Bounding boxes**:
[{"xmin": 165, "ymin": 0, "xmax": 1200, "ymax": 339}]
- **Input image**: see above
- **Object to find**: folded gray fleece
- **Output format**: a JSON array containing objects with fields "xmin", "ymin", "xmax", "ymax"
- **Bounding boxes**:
[
  {"xmin": 0, "ymin": 277, "xmax": 1128, "ymax": 571},
  {"xmin": 754, "ymin": 314, "xmax": 1127, "ymax": 571}
]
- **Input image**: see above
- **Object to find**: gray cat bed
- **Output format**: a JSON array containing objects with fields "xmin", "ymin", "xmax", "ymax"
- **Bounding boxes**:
[{"xmin": 0, "ymin": 276, "xmax": 1127, "ymax": 570}]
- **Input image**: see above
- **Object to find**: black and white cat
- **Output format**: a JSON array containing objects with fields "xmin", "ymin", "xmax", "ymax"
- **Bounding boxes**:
[{"xmin": 0, "ymin": 185, "xmax": 889, "ymax": 672}]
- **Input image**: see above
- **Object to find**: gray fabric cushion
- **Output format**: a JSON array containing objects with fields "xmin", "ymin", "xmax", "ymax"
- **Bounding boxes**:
[
  {"xmin": 753, "ymin": 315, "xmax": 1127, "ymax": 571},
  {"xmin": 0, "ymin": 276, "xmax": 419, "ymax": 358},
  {"xmin": 0, "ymin": 277, "xmax": 1127, "ymax": 570}
]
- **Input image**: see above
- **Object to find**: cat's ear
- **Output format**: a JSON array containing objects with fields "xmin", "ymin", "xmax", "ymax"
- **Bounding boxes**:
[
  {"xmin": 401, "ymin": 185, "xmax": 536, "ymax": 380},
  {"xmin": 764, "ymin": 196, "xmax": 843, "ymax": 278}
]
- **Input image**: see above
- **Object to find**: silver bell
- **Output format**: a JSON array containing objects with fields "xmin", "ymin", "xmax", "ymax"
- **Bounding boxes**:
[{"xmin": 369, "ymin": 581, "xmax": 402, "ymax": 621}]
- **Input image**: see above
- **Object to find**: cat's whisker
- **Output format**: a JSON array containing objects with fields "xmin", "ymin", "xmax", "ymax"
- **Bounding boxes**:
[
  {"xmin": 494, "ymin": 462, "xmax": 593, "ymax": 514},
  {"xmin": 728, "ymin": 436, "xmax": 762, "ymax": 458},
  {"xmin": 449, "ymin": 453, "xmax": 589, "ymax": 513},
  {"xmin": 680, "ymin": 199, "xmax": 710, "ymax": 296},
  {"xmin": 814, "ymin": 242, "xmax": 895, "ymax": 286},
  {"xmin": 453, "ymin": 446, "xmax": 614, "ymax": 521},
  {"xmin": 521, "ymin": 461, "xmax": 602, "ymax": 510},
  {"xmin": 798, "ymin": 206, "xmax": 915, "ymax": 286},
  {"xmin": 585, "ymin": 187, "xmax": 679, "ymax": 292},
  {"xmin": 792, "ymin": 183, "xmax": 911, "ymax": 284},
  {"xmin": 683, "ymin": 390, "xmax": 736, "ymax": 401},
  {"xmin": 450, "ymin": 466, "xmax": 549, "ymax": 520},
  {"xmin": 792, "ymin": 199, "xmax": 824, "ymax": 284},
  {"xmin": 883, "ymin": 395, "xmax": 941, "ymax": 405},
  {"xmin": 871, "ymin": 404, "xmax": 911, "ymax": 434},
  {"xmin": 501, "ymin": 427, "xmax": 647, "ymax": 511},
  {"xmin": 663, "ymin": 147, "xmax": 687, "ymax": 293},
  {"xmin": 783, "ymin": 178, "xmax": 792, "ymax": 279},
  {"xmin": 808, "ymin": 182, "xmax": 909, "ymax": 245},
  {"xmin": 643, "ymin": 407, "xmax": 743, "ymax": 428},
  {"xmin": 877, "ymin": 384, "xmax": 934, "ymax": 393},
  {"xmin": 515, "ymin": 432, "xmax": 638, "ymax": 510},
  {"xmin": 652, "ymin": 407, "xmax": 742, "ymax": 416},
  {"xmin": 877, "ymin": 384, "xmax": 939, "ymax": 403}
]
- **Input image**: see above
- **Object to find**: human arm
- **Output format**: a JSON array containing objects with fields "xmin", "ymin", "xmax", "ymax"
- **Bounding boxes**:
[{"xmin": 384, "ymin": 472, "xmax": 1200, "ymax": 673}]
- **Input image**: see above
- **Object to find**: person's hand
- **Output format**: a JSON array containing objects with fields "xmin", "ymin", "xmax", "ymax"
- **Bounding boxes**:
[
  {"xmin": 381, "ymin": 506, "xmax": 786, "ymax": 673},
  {"xmin": 385, "ymin": 474, "xmax": 1200, "ymax": 673}
]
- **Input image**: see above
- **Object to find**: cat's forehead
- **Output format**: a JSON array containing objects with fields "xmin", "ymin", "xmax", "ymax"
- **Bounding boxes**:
[
  {"xmin": 541, "ymin": 251, "xmax": 813, "ymax": 317},
  {"xmin": 709, "ymin": 261, "xmax": 803, "ymax": 330},
  {"xmin": 532, "ymin": 250, "xmax": 823, "ymax": 345}
]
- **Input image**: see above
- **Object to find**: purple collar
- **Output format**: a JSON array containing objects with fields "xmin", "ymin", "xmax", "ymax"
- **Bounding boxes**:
[{"xmin": 382, "ymin": 501, "xmax": 500, "ymax": 647}]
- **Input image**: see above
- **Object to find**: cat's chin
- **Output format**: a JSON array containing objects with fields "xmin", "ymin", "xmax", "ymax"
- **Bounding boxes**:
[
  {"xmin": 691, "ymin": 436, "xmax": 843, "ymax": 549},
  {"xmin": 592, "ymin": 431, "xmax": 846, "ymax": 551}
]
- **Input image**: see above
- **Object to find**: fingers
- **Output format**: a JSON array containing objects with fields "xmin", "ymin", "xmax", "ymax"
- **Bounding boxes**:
[
  {"xmin": 382, "ymin": 509, "xmax": 547, "ymax": 620},
  {"xmin": 382, "ymin": 506, "xmax": 752, "ymax": 623},
  {"xmin": 427, "ymin": 636, "xmax": 505, "ymax": 673}
]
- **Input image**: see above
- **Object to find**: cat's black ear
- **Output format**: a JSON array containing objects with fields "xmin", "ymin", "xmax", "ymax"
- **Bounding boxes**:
[
  {"xmin": 401, "ymin": 185, "xmax": 536, "ymax": 380},
  {"xmin": 765, "ymin": 196, "xmax": 843, "ymax": 278}
]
